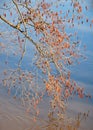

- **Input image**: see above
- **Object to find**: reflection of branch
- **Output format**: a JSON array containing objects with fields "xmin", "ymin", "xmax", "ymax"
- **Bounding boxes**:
[{"xmin": 18, "ymin": 41, "xmax": 26, "ymax": 67}]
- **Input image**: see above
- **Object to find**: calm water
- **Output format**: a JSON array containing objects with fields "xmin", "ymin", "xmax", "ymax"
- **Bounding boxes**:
[{"xmin": 0, "ymin": 0, "xmax": 93, "ymax": 130}]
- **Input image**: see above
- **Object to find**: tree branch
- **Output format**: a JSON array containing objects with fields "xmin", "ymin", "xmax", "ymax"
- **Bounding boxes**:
[{"xmin": 0, "ymin": 15, "xmax": 64, "ymax": 76}]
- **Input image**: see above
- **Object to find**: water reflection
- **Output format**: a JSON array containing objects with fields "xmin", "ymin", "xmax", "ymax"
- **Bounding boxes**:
[
  {"xmin": 0, "ymin": 0, "xmax": 93, "ymax": 130},
  {"xmin": 35, "ymin": 111, "xmax": 89, "ymax": 130}
]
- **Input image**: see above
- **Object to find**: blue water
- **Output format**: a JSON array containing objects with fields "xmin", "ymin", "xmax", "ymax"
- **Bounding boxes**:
[
  {"xmin": 0, "ymin": 0, "xmax": 93, "ymax": 100},
  {"xmin": 0, "ymin": 1, "xmax": 93, "ymax": 130}
]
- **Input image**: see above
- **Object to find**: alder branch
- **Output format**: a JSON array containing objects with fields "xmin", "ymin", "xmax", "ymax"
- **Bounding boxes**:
[
  {"xmin": 17, "ymin": 2, "xmax": 50, "ymax": 26},
  {"xmin": 0, "ymin": 15, "xmax": 37, "ymax": 46},
  {"xmin": 12, "ymin": 0, "xmax": 27, "ymax": 32},
  {"xmin": 0, "ymin": 15, "xmax": 65, "ymax": 77},
  {"xmin": 0, "ymin": 15, "xmax": 49, "ymax": 58}
]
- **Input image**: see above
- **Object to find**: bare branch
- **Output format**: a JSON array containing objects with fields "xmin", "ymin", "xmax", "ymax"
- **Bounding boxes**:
[{"xmin": 12, "ymin": 0, "xmax": 27, "ymax": 32}]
